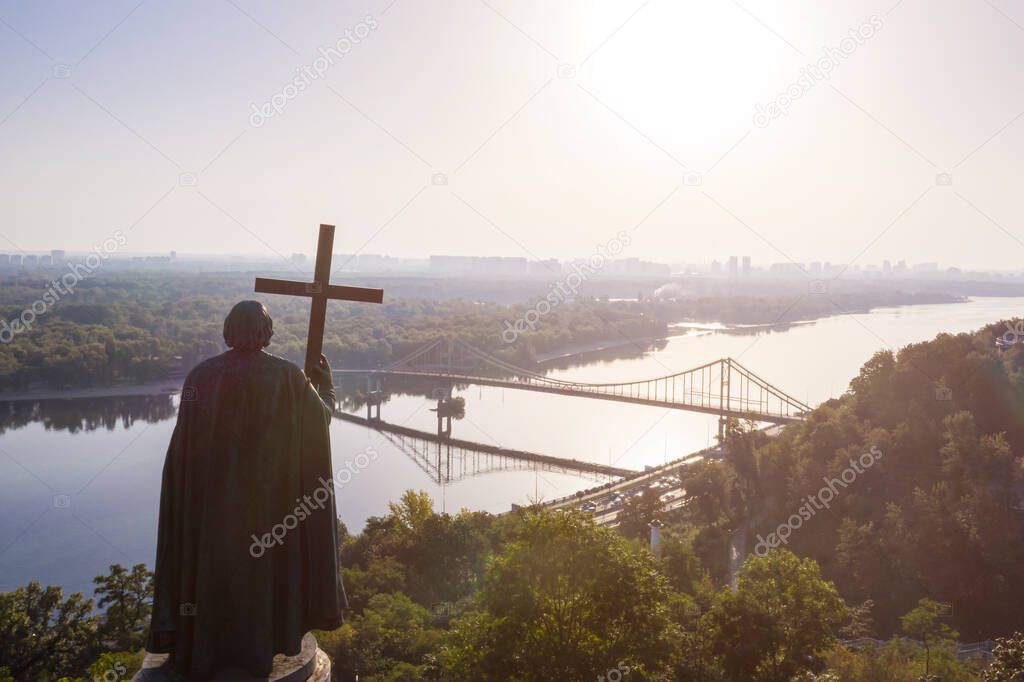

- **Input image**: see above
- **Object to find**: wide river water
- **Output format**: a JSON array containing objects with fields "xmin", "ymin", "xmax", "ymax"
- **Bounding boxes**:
[{"xmin": 1, "ymin": 296, "xmax": 1021, "ymax": 595}]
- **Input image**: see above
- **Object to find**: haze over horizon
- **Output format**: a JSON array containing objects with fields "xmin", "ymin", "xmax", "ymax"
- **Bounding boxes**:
[
  {"xmin": 7, "ymin": 247, "xmax": 1017, "ymax": 277},
  {"xmin": 2, "ymin": 0, "xmax": 1023, "ymax": 270}
]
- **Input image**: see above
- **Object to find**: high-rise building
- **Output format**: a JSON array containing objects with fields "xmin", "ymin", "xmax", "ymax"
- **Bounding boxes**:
[
  {"xmin": 742, "ymin": 256, "xmax": 751, "ymax": 276},
  {"xmin": 51, "ymin": 249, "xmax": 66, "ymax": 264},
  {"xmin": 429, "ymin": 255, "xmax": 528, "ymax": 277},
  {"xmin": 883, "ymin": 260, "xmax": 892, "ymax": 275},
  {"xmin": 358, "ymin": 255, "xmax": 404, "ymax": 272},
  {"xmin": 728, "ymin": 256, "xmax": 738, "ymax": 278},
  {"xmin": 769, "ymin": 262, "xmax": 803, "ymax": 276},
  {"xmin": 10, "ymin": 254, "xmax": 22, "ymax": 266},
  {"xmin": 0, "ymin": 254, "xmax": 9, "ymax": 266},
  {"xmin": 603, "ymin": 258, "xmax": 670, "ymax": 277}
]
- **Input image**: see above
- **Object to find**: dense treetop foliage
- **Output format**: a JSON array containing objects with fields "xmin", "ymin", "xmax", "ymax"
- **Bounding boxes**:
[{"xmin": 705, "ymin": 321, "xmax": 1024, "ymax": 640}]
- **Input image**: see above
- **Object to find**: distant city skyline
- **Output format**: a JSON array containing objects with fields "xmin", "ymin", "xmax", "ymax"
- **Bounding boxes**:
[{"xmin": 1, "ymin": 246, "xmax": 1020, "ymax": 280}]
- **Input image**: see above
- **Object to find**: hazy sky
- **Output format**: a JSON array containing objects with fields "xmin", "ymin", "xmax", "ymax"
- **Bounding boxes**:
[{"xmin": 1, "ymin": 0, "xmax": 1022, "ymax": 269}]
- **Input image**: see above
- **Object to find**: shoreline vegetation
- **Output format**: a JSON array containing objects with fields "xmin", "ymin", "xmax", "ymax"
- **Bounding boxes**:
[
  {"xmin": 0, "ymin": 272, "xmax": 968, "ymax": 400},
  {"xmin": 0, "ymin": 288, "xmax": 962, "ymax": 399},
  {"xmin": 1, "ymin": 295, "xmax": 961, "ymax": 403}
]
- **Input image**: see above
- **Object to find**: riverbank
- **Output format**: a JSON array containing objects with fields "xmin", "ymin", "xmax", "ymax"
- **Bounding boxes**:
[
  {"xmin": 537, "ymin": 294, "xmax": 971, "ymax": 364},
  {"xmin": 0, "ymin": 299, "xmax": 961, "ymax": 401},
  {"xmin": 0, "ymin": 378, "xmax": 182, "ymax": 403},
  {"xmin": 0, "ymin": 335, "xmax": 664, "ymax": 401},
  {"xmin": 534, "ymin": 336, "xmax": 667, "ymax": 363}
]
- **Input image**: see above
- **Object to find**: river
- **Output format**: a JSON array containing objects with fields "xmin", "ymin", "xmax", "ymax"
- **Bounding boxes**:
[{"xmin": 1, "ymin": 296, "xmax": 1020, "ymax": 595}]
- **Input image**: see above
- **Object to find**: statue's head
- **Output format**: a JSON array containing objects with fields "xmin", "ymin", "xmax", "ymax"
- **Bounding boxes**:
[{"xmin": 224, "ymin": 300, "xmax": 274, "ymax": 351}]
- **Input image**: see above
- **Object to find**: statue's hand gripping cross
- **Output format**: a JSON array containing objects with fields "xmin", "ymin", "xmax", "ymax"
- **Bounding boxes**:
[{"xmin": 255, "ymin": 224, "xmax": 383, "ymax": 374}]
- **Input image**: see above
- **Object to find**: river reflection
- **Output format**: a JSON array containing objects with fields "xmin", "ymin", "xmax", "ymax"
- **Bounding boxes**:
[
  {"xmin": 0, "ymin": 384, "xmax": 599, "ymax": 597},
  {"xmin": 0, "ymin": 395, "xmax": 176, "ymax": 434}
]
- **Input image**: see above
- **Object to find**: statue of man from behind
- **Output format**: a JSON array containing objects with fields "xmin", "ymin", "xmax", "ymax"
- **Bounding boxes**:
[{"xmin": 146, "ymin": 301, "xmax": 346, "ymax": 680}]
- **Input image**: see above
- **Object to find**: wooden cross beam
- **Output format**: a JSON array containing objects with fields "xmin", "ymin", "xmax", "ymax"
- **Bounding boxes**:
[{"xmin": 255, "ymin": 224, "xmax": 383, "ymax": 374}]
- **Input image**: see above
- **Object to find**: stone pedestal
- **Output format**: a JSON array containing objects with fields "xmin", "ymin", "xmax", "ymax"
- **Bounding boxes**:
[{"xmin": 131, "ymin": 632, "xmax": 330, "ymax": 681}]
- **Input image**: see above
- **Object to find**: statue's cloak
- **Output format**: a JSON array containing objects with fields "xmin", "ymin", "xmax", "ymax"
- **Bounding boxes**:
[{"xmin": 147, "ymin": 350, "xmax": 345, "ymax": 679}]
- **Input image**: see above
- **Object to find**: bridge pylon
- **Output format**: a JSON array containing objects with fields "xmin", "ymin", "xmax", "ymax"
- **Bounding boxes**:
[
  {"xmin": 366, "ymin": 374, "xmax": 383, "ymax": 422},
  {"xmin": 433, "ymin": 383, "xmax": 454, "ymax": 439}
]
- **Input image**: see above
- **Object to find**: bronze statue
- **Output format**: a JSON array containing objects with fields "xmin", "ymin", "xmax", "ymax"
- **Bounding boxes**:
[{"xmin": 146, "ymin": 301, "xmax": 345, "ymax": 679}]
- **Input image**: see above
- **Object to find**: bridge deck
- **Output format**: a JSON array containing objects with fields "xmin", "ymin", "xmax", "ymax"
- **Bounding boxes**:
[
  {"xmin": 334, "ymin": 369, "xmax": 805, "ymax": 424},
  {"xmin": 332, "ymin": 410, "xmax": 638, "ymax": 478}
]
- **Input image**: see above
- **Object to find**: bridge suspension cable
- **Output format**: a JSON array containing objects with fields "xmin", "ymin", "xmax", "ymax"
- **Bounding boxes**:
[{"xmin": 349, "ymin": 338, "xmax": 811, "ymax": 423}]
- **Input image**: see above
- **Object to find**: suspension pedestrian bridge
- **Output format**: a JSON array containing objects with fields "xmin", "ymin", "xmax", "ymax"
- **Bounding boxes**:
[{"xmin": 335, "ymin": 338, "xmax": 811, "ymax": 424}]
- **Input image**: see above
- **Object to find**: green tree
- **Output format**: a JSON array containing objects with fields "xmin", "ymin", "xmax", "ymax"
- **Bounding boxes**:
[
  {"xmin": 900, "ymin": 598, "xmax": 958, "ymax": 677},
  {"xmin": 679, "ymin": 460, "xmax": 733, "ymax": 526},
  {"xmin": 351, "ymin": 592, "xmax": 443, "ymax": 680},
  {"xmin": 86, "ymin": 651, "xmax": 144, "ymax": 681},
  {"xmin": 92, "ymin": 563, "xmax": 153, "ymax": 651},
  {"xmin": 388, "ymin": 490, "xmax": 435, "ymax": 534},
  {"xmin": 342, "ymin": 558, "xmax": 407, "ymax": 614},
  {"xmin": 439, "ymin": 511, "xmax": 677, "ymax": 681},
  {"xmin": 720, "ymin": 418, "xmax": 762, "ymax": 498},
  {"xmin": 839, "ymin": 599, "xmax": 876, "ymax": 639},
  {"xmin": 400, "ymin": 511, "xmax": 490, "ymax": 606},
  {"xmin": 660, "ymin": 528, "xmax": 702, "ymax": 595},
  {"xmin": 701, "ymin": 550, "xmax": 847, "ymax": 681},
  {"xmin": 984, "ymin": 632, "xmax": 1024, "ymax": 681},
  {"xmin": 314, "ymin": 624, "xmax": 357, "ymax": 680},
  {"xmin": 0, "ymin": 582, "xmax": 97, "ymax": 679}
]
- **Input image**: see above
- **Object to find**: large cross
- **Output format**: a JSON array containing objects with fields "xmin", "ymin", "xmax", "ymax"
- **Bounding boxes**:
[{"xmin": 255, "ymin": 224, "xmax": 383, "ymax": 374}]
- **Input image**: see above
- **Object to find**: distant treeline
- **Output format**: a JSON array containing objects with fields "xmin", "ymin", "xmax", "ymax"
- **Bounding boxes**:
[
  {"xmin": 0, "ymin": 271, "xmax": 662, "ymax": 390},
  {"xmin": 0, "ymin": 271, "xmax": 959, "ymax": 391}
]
